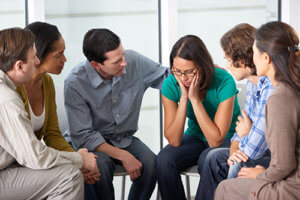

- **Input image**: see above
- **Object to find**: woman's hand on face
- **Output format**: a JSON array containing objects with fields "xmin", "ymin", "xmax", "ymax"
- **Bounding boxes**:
[
  {"xmin": 188, "ymin": 74, "xmax": 199, "ymax": 102},
  {"xmin": 174, "ymin": 74, "xmax": 188, "ymax": 100}
]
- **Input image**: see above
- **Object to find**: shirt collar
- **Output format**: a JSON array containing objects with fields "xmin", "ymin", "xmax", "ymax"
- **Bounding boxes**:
[
  {"xmin": 84, "ymin": 60, "xmax": 105, "ymax": 88},
  {"xmin": 84, "ymin": 60, "xmax": 128, "ymax": 88},
  {"xmin": 0, "ymin": 70, "xmax": 16, "ymax": 91},
  {"xmin": 255, "ymin": 76, "xmax": 273, "ymax": 98}
]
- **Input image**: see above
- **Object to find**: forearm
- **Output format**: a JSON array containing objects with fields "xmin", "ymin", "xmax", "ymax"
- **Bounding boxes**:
[
  {"xmin": 44, "ymin": 132, "xmax": 75, "ymax": 152},
  {"xmin": 164, "ymin": 97, "xmax": 188, "ymax": 146},
  {"xmin": 229, "ymin": 140, "xmax": 240, "ymax": 156},
  {"xmin": 95, "ymin": 142, "xmax": 129, "ymax": 161},
  {"xmin": 191, "ymin": 99, "xmax": 223, "ymax": 147}
]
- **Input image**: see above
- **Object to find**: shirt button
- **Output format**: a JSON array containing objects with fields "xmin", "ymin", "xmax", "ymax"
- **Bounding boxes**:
[
  {"xmin": 250, "ymin": 191, "xmax": 256, "ymax": 197},
  {"xmin": 113, "ymin": 99, "xmax": 117, "ymax": 103},
  {"xmin": 116, "ymin": 114, "xmax": 120, "ymax": 118}
]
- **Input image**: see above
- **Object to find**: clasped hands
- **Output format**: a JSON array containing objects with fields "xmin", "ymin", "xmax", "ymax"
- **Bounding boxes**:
[{"xmin": 78, "ymin": 148, "xmax": 100, "ymax": 184}]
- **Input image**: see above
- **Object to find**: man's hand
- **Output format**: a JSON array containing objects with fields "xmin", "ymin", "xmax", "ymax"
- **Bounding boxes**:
[
  {"xmin": 81, "ymin": 168, "xmax": 100, "ymax": 184},
  {"xmin": 227, "ymin": 150, "xmax": 248, "ymax": 165},
  {"xmin": 121, "ymin": 151, "xmax": 142, "ymax": 181},
  {"xmin": 78, "ymin": 148, "xmax": 100, "ymax": 183},
  {"xmin": 238, "ymin": 165, "xmax": 265, "ymax": 179},
  {"xmin": 236, "ymin": 110, "xmax": 252, "ymax": 138}
]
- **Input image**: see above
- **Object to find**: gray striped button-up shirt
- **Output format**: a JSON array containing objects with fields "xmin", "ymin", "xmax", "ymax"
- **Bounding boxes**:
[{"xmin": 64, "ymin": 50, "xmax": 170, "ymax": 151}]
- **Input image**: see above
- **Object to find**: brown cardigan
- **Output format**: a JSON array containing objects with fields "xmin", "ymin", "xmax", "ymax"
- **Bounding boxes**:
[{"xmin": 16, "ymin": 73, "xmax": 74, "ymax": 152}]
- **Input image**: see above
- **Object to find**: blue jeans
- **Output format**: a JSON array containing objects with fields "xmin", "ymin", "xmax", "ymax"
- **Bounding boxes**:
[
  {"xmin": 227, "ymin": 162, "xmax": 242, "ymax": 179},
  {"xmin": 156, "ymin": 135, "xmax": 230, "ymax": 200},
  {"xmin": 195, "ymin": 148, "xmax": 271, "ymax": 200},
  {"xmin": 91, "ymin": 136, "xmax": 156, "ymax": 200}
]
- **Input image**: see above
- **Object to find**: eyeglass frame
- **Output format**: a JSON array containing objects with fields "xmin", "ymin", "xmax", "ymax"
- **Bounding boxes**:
[{"xmin": 171, "ymin": 66, "xmax": 197, "ymax": 77}]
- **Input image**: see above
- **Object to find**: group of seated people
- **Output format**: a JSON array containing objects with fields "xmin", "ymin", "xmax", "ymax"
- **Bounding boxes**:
[{"xmin": 0, "ymin": 20, "xmax": 299, "ymax": 200}]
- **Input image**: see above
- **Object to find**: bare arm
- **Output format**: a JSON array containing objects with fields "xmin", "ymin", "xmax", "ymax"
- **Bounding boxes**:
[
  {"xmin": 191, "ymin": 96, "xmax": 235, "ymax": 147},
  {"xmin": 162, "ymin": 95, "xmax": 187, "ymax": 147}
]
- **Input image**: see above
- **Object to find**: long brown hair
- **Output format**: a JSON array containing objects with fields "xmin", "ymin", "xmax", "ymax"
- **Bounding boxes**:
[
  {"xmin": 170, "ymin": 35, "xmax": 215, "ymax": 96},
  {"xmin": 255, "ymin": 21, "xmax": 300, "ymax": 94}
]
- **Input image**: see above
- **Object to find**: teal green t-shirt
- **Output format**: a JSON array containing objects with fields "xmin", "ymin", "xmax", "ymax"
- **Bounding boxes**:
[{"xmin": 162, "ymin": 67, "xmax": 241, "ymax": 141}]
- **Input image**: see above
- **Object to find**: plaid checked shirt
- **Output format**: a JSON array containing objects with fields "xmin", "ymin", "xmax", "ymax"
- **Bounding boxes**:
[{"xmin": 232, "ymin": 76, "xmax": 274, "ymax": 159}]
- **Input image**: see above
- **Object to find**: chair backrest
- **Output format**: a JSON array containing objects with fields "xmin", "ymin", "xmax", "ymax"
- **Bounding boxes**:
[
  {"xmin": 236, "ymin": 83, "xmax": 247, "ymax": 111},
  {"xmin": 55, "ymin": 85, "xmax": 69, "ymax": 134}
]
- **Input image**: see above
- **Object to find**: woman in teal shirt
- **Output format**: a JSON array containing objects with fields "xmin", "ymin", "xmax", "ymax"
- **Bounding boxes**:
[{"xmin": 156, "ymin": 35, "xmax": 240, "ymax": 199}]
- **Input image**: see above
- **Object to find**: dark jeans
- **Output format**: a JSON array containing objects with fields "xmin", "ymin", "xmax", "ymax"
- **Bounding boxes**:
[
  {"xmin": 155, "ymin": 135, "xmax": 231, "ymax": 200},
  {"xmin": 91, "ymin": 136, "xmax": 157, "ymax": 200},
  {"xmin": 195, "ymin": 148, "xmax": 271, "ymax": 200},
  {"xmin": 84, "ymin": 184, "xmax": 97, "ymax": 200}
]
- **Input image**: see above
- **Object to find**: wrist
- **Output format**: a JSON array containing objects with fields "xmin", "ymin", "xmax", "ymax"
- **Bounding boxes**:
[
  {"xmin": 117, "ymin": 150, "xmax": 130, "ymax": 161},
  {"xmin": 189, "ymin": 97, "xmax": 200, "ymax": 104},
  {"xmin": 180, "ymin": 96, "xmax": 188, "ymax": 103},
  {"xmin": 238, "ymin": 131, "xmax": 248, "ymax": 138}
]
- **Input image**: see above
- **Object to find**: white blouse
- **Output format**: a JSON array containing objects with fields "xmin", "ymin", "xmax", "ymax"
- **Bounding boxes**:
[{"xmin": 28, "ymin": 99, "xmax": 45, "ymax": 131}]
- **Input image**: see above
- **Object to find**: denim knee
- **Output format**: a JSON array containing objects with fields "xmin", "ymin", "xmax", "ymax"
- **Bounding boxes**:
[
  {"xmin": 156, "ymin": 147, "xmax": 176, "ymax": 169},
  {"xmin": 197, "ymin": 148, "xmax": 226, "ymax": 174}
]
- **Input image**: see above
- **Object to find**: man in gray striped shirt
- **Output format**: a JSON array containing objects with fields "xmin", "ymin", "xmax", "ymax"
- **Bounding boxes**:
[{"xmin": 64, "ymin": 28, "xmax": 170, "ymax": 199}]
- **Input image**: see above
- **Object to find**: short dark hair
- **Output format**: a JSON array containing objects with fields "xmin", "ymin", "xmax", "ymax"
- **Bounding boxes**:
[
  {"xmin": 0, "ymin": 28, "xmax": 35, "ymax": 72},
  {"xmin": 170, "ymin": 35, "xmax": 215, "ymax": 93},
  {"xmin": 83, "ymin": 29, "xmax": 120, "ymax": 63},
  {"xmin": 255, "ymin": 21, "xmax": 300, "ymax": 94},
  {"xmin": 221, "ymin": 23, "xmax": 256, "ymax": 74},
  {"xmin": 25, "ymin": 21, "xmax": 61, "ymax": 60}
]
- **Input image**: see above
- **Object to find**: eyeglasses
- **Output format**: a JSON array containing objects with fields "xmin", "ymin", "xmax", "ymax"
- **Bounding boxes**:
[{"xmin": 172, "ymin": 69, "xmax": 197, "ymax": 77}]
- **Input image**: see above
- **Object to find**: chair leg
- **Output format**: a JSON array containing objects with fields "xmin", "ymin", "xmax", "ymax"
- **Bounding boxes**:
[
  {"xmin": 121, "ymin": 175, "xmax": 126, "ymax": 200},
  {"xmin": 186, "ymin": 175, "xmax": 191, "ymax": 200},
  {"xmin": 156, "ymin": 185, "xmax": 161, "ymax": 200}
]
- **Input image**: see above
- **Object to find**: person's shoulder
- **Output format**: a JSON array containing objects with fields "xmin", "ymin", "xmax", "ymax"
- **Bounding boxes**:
[
  {"xmin": 258, "ymin": 76, "xmax": 273, "ymax": 90},
  {"xmin": 213, "ymin": 67, "xmax": 235, "ymax": 87},
  {"xmin": 124, "ymin": 50, "xmax": 141, "ymax": 60},
  {"xmin": 214, "ymin": 67, "xmax": 233, "ymax": 80},
  {"xmin": 163, "ymin": 74, "xmax": 176, "ymax": 86},
  {"xmin": 0, "ymin": 83, "xmax": 24, "ymax": 109},
  {"xmin": 42, "ymin": 73, "xmax": 54, "ymax": 85},
  {"xmin": 267, "ymin": 83, "xmax": 299, "ymax": 108},
  {"xmin": 65, "ymin": 61, "xmax": 87, "ymax": 83}
]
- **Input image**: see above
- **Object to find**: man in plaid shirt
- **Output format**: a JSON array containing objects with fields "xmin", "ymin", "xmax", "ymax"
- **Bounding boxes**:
[{"xmin": 195, "ymin": 23, "xmax": 274, "ymax": 200}]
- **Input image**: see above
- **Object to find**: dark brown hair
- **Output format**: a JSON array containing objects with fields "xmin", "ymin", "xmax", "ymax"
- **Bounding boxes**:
[
  {"xmin": 255, "ymin": 21, "xmax": 300, "ymax": 94},
  {"xmin": 221, "ymin": 23, "xmax": 256, "ymax": 74},
  {"xmin": 170, "ymin": 35, "xmax": 215, "ymax": 95},
  {"xmin": 83, "ymin": 29, "xmax": 120, "ymax": 63},
  {"xmin": 25, "ymin": 22, "xmax": 61, "ymax": 60},
  {"xmin": 0, "ymin": 28, "xmax": 35, "ymax": 72}
]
